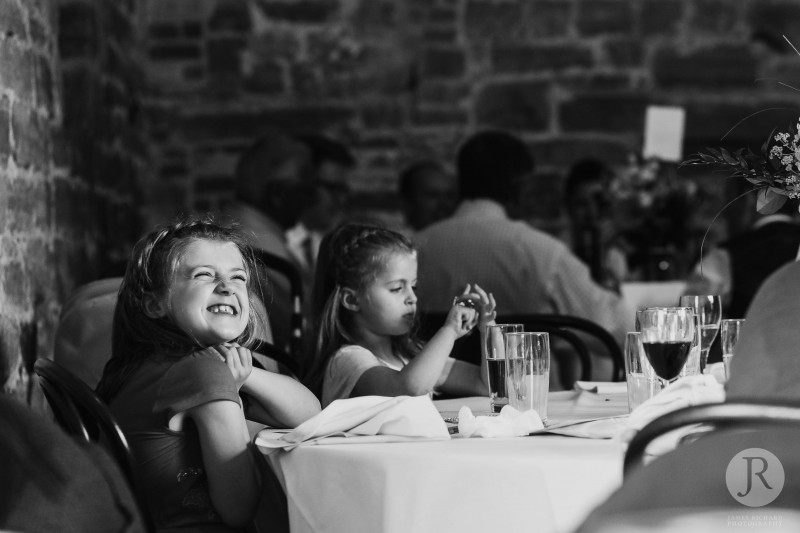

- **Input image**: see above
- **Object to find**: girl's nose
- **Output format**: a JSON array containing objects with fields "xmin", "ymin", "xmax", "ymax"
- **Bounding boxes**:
[
  {"xmin": 215, "ymin": 279, "xmax": 232, "ymax": 294},
  {"xmin": 406, "ymin": 289, "xmax": 417, "ymax": 304}
]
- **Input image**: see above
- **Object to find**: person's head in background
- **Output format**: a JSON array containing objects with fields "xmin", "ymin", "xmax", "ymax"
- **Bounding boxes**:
[
  {"xmin": 457, "ymin": 130, "xmax": 534, "ymax": 212},
  {"xmin": 398, "ymin": 160, "xmax": 457, "ymax": 231},
  {"xmin": 294, "ymin": 132, "xmax": 356, "ymax": 233},
  {"xmin": 563, "ymin": 158, "xmax": 614, "ymax": 230},
  {"xmin": 235, "ymin": 131, "xmax": 316, "ymax": 230}
]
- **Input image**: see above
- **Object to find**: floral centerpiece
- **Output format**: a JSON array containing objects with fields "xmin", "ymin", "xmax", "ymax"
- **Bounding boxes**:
[
  {"xmin": 681, "ymin": 117, "xmax": 800, "ymax": 214},
  {"xmin": 608, "ymin": 154, "xmax": 704, "ymax": 280},
  {"xmin": 682, "ymin": 36, "xmax": 800, "ymax": 216}
]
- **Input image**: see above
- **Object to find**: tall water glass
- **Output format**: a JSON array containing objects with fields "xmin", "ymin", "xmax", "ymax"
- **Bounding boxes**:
[
  {"xmin": 483, "ymin": 323, "xmax": 523, "ymax": 413},
  {"xmin": 678, "ymin": 295, "xmax": 722, "ymax": 372},
  {"xmin": 721, "ymin": 318, "xmax": 746, "ymax": 381},
  {"xmin": 506, "ymin": 332, "xmax": 550, "ymax": 421},
  {"xmin": 623, "ymin": 332, "xmax": 662, "ymax": 411},
  {"xmin": 679, "ymin": 314, "xmax": 702, "ymax": 378}
]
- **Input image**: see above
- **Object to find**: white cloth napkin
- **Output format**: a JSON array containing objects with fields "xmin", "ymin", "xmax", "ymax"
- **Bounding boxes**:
[
  {"xmin": 704, "ymin": 362, "xmax": 726, "ymax": 384},
  {"xmin": 574, "ymin": 381, "xmax": 628, "ymax": 394},
  {"xmin": 256, "ymin": 395, "xmax": 450, "ymax": 450},
  {"xmin": 616, "ymin": 374, "xmax": 725, "ymax": 443},
  {"xmin": 457, "ymin": 405, "xmax": 544, "ymax": 438}
]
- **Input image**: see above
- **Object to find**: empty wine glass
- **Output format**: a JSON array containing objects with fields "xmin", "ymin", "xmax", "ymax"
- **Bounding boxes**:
[
  {"xmin": 638, "ymin": 307, "xmax": 696, "ymax": 388},
  {"xmin": 678, "ymin": 295, "xmax": 722, "ymax": 373}
]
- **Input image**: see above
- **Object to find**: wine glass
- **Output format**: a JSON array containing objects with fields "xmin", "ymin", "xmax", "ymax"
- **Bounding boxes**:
[
  {"xmin": 638, "ymin": 307, "xmax": 696, "ymax": 388},
  {"xmin": 678, "ymin": 295, "xmax": 722, "ymax": 373}
]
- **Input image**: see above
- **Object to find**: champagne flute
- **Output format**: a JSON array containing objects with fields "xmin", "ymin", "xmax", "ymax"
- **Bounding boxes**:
[
  {"xmin": 638, "ymin": 307, "xmax": 696, "ymax": 388},
  {"xmin": 678, "ymin": 295, "xmax": 722, "ymax": 373}
]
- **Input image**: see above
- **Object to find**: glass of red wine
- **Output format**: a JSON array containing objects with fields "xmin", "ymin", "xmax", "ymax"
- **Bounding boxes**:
[{"xmin": 638, "ymin": 307, "xmax": 696, "ymax": 388}]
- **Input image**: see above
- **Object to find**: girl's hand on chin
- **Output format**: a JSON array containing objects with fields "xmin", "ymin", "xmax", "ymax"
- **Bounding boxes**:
[
  {"xmin": 209, "ymin": 343, "xmax": 253, "ymax": 391},
  {"xmin": 444, "ymin": 304, "xmax": 478, "ymax": 338}
]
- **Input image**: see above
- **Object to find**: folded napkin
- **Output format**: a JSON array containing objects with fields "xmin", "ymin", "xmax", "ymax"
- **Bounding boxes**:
[
  {"xmin": 616, "ymin": 374, "xmax": 725, "ymax": 444},
  {"xmin": 256, "ymin": 395, "xmax": 450, "ymax": 451},
  {"xmin": 575, "ymin": 381, "xmax": 628, "ymax": 395},
  {"xmin": 704, "ymin": 362, "xmax": 726, "ymax": 384},
  {"xmin": 457, "ymin": 405, "xmax": 544, "ymax": 438}
]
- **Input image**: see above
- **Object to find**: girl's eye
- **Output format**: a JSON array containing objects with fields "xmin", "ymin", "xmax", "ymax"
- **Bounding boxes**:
[
  {"xmin": 195, "ymin": 271, "xmax": 214, "ymax": 279},
  {"xmin": 232, "ymin": 274, "xmax": 247, "ymax": 282},
  {"xmin": 390, "ymin": 287, "xmax": 403, "ymax": 293}
]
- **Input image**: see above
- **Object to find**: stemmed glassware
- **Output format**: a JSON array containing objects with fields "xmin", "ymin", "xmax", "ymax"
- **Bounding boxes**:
[
  {"xmin": 678, "ymin": 295, "xmax": 722, "ymax": 373},
  {"xmin": 638, "ymin": 307, "xmax": 696, "ymax": 388}
]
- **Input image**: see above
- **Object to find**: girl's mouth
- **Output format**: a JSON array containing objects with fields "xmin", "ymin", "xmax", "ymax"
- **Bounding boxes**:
[{"xmin": 207, "ymin": 304, "xmax": 237, "ymax": 315}]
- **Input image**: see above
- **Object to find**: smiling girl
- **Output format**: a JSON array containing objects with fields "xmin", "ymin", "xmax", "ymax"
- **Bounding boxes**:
[
  {"xmin": 305, "ymin": 222, "xmax": 496, "ymax": 407},
  {"xmin": 96, "ymin": 217, "xmax": 319, "ymax": 532}
]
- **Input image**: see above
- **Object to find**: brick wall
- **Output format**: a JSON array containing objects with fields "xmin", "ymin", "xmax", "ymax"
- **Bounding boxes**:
[
  {"xmin": 141, "ymin": 0, "xmax": 800, "ymax": 235},
  {"xmin": 0, "ymin": 0, "xmax": 146, "ymax": 400}
]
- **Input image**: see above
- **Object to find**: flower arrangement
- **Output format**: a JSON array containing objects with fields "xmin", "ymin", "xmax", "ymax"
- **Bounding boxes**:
[
  {"xmin": 681, "ymin": 117, "xmax": 800, "ymax": 214},
  {"xmin": 681, "ymin": 36, "xmax": 800, "ymax": 215}
]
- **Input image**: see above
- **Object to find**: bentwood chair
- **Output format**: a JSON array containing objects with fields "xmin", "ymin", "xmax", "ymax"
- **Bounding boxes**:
[
  {"xmin": 251, "ymin": 249, "xmax": 305, "ymax": 366},
  {"xmin": 623, "ymin": 399, "xmax": 800, "ymax": 479},
  {"xmin": 417, "ymin": 312, "xmax": 615, "ymax": 389},
  {"xmin": 33, "ymin": 358, "xmax": 156, "ymax": 533}
]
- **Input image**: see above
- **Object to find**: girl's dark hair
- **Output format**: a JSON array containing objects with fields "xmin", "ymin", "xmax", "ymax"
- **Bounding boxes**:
[
  {"xmin": 304, "ymin": 222, "xmax": 420, "ymax": 395},
  {"xmin": 95, "ymin": 215, "xmax": 265, "ymax": 403}
]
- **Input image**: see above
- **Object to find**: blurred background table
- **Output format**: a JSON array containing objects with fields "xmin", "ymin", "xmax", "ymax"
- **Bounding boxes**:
[{"xmin": 258, "ymin": 391, "xmax": 629, "ymax": 533}]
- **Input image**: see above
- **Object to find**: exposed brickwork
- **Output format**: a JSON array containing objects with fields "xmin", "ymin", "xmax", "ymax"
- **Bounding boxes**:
[
  {"xmin": 1, "ymin": 0, "xmax": 146, "ymax": 401},
  {"xmin": 137, "ymin": 0, "xmax": 800, "ymax": 239}
]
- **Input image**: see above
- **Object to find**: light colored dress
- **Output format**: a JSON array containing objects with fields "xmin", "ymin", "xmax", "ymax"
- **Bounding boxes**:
[{"xmin": 321, "ymin": 345, "xmax": 454, "ymax": 408}]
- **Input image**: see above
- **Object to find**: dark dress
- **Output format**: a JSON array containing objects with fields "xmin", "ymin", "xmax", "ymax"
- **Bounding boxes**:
[{"xmin": 110, "ymin": 351, "xmax": 243, "ymax": 533}]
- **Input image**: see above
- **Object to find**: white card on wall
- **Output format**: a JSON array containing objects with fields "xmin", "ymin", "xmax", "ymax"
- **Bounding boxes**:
[{"xmin": 642, "ymin": 105, "xmax": 685, "ymax": 162}]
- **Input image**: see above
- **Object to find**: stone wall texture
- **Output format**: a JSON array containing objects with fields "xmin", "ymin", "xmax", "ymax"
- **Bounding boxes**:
[
  {"xmin": 141, "ymin": 0, "xmax": 800, "ymax": 234},
  {"xmin": 3, "ymin": 0, "xmax": 800, "ymax": 400},
  {"xmin": 0, "ymin": 0, "xmax": 145, "ymax": 400}
]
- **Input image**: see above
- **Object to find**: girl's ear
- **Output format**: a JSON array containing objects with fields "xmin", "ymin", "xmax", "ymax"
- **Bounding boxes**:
[
  {"xmin": 341, "ymin": 288, "xmax": 360, "ymax": 311},
  {"xmin": 143, "ymin": 292, "xmax": 167, "ymax": 318}
]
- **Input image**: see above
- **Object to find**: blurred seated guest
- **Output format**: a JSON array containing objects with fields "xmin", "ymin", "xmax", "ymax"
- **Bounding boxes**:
[
  {"xmin": 563, "ymin": 158, "xmax": 629, "ymax": 290},
  {"xmin": 416, "ymin": 131, "xmax": 631, "ymax": 380},
  {"xmin": 223, "ymin": 131, "xmax": 316, "ymax": 354},
  {"xmin": 577, "ymin": 425, "xmax": 800, "ymax": 532},
  {"xmin": 53, "ymin": 277, "xmax": 122, "ymax": 389},
  {"xmin": 726, "ymin": 259, "xmax": 800, "ymax": 402},
  {"xmin": 0, "ymin": 395, "xmax": 147, "ymax": 532},
  {"xmin": 684, "ymin": 199, "xmax": 800, "ymax": 320},
  {"xmin": 290, "ymin": 132, "xmax": 356, "ymax": 274},
  {"xmin": 398, "ymin": 160, "xmax": 457, "ymax": 233}
]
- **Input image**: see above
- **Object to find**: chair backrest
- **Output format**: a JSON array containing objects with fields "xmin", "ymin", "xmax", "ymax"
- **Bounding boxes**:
[
  {"xmin": 251, "ymin": 339, "xmax": 302, "ymax": 379},
  {"xmin": 623, "ymin": 400, "xmax": 800, "ymax": 478},
  {"xmin": 500, "ymin": 314, "xmax": 623, "ymax": 382},
  {"xmin": 33, "ymin": 358, "xmax": 156, "ymax": 533},
  {"xmin": 416, "ymin": 312, "xmax": 594, "ymax": 390},
  {"xmin": 252, "ymin": 249, "xmax": 305, "ymax": 365}
]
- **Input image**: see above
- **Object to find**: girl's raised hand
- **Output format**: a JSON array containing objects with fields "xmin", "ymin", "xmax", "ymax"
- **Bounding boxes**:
[
  {"xmin": 471, "ymin": 284, "xmax": 497, "ymax": 328},
  {"xmin": 453, "ymin": 284, "xmax": 496, "ymax": 329},
  {"xmin": 443, "ymin": 304, "xmax": 478, "ymax": 338},
  {"xmin": 211, "ymin": 343, "xmax": 253, "ymax": 392}
]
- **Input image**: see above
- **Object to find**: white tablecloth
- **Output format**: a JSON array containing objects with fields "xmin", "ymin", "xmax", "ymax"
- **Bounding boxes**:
[{"xmin": 258, "ymin": 390, "xmax": 628, "ymax": 533}]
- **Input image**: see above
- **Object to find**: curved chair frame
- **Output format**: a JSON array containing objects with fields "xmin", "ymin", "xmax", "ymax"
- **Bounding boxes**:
[
  {"xmin": 499, "ymin": 314, "xmax": 623, "ymax": 381},
  {"xmin": 252, "ymin": 249, "xmax": 305, "ymax": 366},
  {"xmin": 34, "ymin": 358, "xmax": 156, "ymax": 533},
  {"xmin": 623, "ymin": 400, "xmax": 800, "ymax": 478},
  {"xmin": 416, "ymin": 312, "xmax": 595, "ymax": 389}
]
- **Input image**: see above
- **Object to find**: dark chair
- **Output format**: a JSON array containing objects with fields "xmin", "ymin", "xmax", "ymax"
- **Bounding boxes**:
[
  {"xmin": 251, "ymin": 339, "xmax": 302, "ymax": 379},
  {"xmin": 417, "ymin": 312, "xmax": 616, "ymax": 389},
  {"xmin": 499, "ymin": 314, "xmax": 623, "ymax": 382},
  {"xmin": 33, "ymin": 358, "xmax": 156, "ymax": 533},
  {"xmin": 623, "ymin": 399, "xmax": 800, "ymax": 478},
  {"xmin": 251, "ymin": 249, "xmax": 305, "ymax": 367}
]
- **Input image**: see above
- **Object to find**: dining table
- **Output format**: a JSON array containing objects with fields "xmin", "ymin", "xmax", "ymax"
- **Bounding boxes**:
[{"xmin": 256, "ymin": 387, "xmax": 631, "ymax": 533}]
